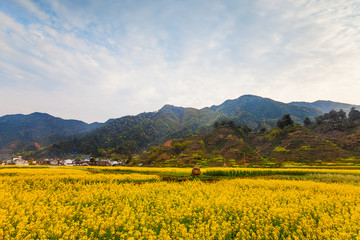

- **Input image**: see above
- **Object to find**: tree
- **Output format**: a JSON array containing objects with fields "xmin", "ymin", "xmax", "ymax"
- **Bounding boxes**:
[
  {"xmin": 216, "ymin": 120, "xmax": 237, "ymax": 129},
  {"xmin": 228, "ymin": 120, "xmax": 235, "ymax": 129},
  {"xmin": 242, "ymin": 125, "xmax": 252, "ymax": 134},
  {"xmin": 338, "ymin": 109, "xmax": 346, "ymax": 120},
  {"xmin": 328, "ymin": 110, "xmax": 338, "ymax": 120},
  {"xmin": 277, "ymin": 114, "xmax": 294, "ymax": 129},
  {"xmin": 173, "ymin": 142, "xmax": 185, "ymax": 155},
  {"xmin": 324, "ymin": 109, "xmax": 346, "ymax": 122},
  {"xmin": 303, "ymin": 117, "xmax": 311, "ymax": 127},
  {"xmin": 315, "ymin": 115, "xmax": 324, "ymax": 124},
  {"xmin": 116, "ymin": 140, "xmax": 139, "ymax": 163},
  {"xmin": 259, "ymin": 127, "xmax": 267, "ymax": 134},
  {"xmin": 349, "ymin": 107, "xmax": 360, "ymax": 121}
]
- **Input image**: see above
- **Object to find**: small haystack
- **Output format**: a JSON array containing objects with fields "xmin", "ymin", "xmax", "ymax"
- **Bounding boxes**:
[{"xmin": 191, "ymin": 164, "xmax": 201, "ymax": 176}]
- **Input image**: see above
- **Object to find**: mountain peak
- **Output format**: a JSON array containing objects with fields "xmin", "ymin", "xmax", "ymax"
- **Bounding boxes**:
[
  {"xmin": 29, "ymin": 112, "xmax": 53, "ymax": 118},
  {"xmin": 159, "ymin": 104, "xmax": 184, "ymax": 112},
  {"xmin": 237, "ymin": 94, "xmax": 263, "ymax": 100}
]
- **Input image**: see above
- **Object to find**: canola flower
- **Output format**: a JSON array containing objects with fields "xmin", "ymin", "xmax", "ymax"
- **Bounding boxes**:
[
  {"xmin": 1, "ymin": 167, "xmax": 360, "ymax": 239},
  {"xmin": 203, "ymin": 167, "xmax": 360, "ymax": 174},
  {"xmin": 92, "ymin": 166, "xmax": 194, "ymax": 174},
  {"xmin": 0, "ymin": 167, "xmax": 160, "ymax": 183},
  {"xmin": 93, "ymin": 165, "xmax": 360, "ymax": 175}
]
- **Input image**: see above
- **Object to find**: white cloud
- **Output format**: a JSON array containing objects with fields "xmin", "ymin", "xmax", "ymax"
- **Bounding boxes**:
[{"xmin": 0, "ymin": 0, "xmax": 359, "ymax": 122}]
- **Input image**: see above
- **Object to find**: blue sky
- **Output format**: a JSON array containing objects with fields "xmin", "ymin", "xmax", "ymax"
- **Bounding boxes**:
[{"xmin": 0, "ymin": 0, "xmax": 359, "ymax": 123}]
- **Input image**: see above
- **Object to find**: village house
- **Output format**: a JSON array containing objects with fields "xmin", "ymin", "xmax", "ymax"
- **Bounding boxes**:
[
  {"xmin": 110, "ymin": 160, "xmax": 123, "ymax": 166},
  {"xmin": 63, "ymin": 159, "xmax": 74, "ymax": 166},
  {"xmin": 50, "ymin": 159, "xmax": 60, "ymax": 165},
  {"xmin": 13, "ymin": 156, "xmax": 29, "ymax": 166},
  {"xmin": 3, "ymin": 159, "xmax": 13, "ymax": 165}
]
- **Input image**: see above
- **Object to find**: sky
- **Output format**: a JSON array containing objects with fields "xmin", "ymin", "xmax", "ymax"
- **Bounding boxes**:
[{"xmin": 0, "ymin": 0, "xmax": 359, "ymax": 123}]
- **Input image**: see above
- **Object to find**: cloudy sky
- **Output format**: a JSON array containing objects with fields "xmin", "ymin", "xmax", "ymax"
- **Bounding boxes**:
[{"xmin": 0, "ymin": 0, "xmax": 359, "ymax": 123}]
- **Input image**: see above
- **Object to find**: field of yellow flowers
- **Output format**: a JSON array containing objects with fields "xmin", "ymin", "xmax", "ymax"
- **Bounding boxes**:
[{"xmin": 1, "ymin": 166, "xmax": 360, "ymax": 239}]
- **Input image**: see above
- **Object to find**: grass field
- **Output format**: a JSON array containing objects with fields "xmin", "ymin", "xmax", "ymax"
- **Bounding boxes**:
[{"xmin": 1, "ymin": 166, "xmax": 360, "ymax": 239}]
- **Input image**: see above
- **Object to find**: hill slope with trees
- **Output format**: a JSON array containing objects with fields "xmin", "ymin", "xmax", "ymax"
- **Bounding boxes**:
[
  {"xmin": 0, "ymin": 112, "xmax": 102, "ymax": 158},
  {"xmin": 27, "ymin": 95, "xmax": 324, "ymax": 158},
  {"xmin": 136, "ymin": 108, "xmax": 360, "ymax": 167}
]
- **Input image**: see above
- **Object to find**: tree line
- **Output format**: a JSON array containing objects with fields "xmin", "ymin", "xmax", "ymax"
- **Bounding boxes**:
[{"xmin": 304, "ymin": 107, "xmax": 360, "ymax": 131}]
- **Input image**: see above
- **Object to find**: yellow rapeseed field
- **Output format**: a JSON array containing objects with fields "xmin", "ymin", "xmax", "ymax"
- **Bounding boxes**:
[
  {"xmin": 94, "ymin": 165, "xmax": 360, "ymax": 175},
  {"xmin": 1, "ymin": 167, "xmax": 360, "ymax": 239}
]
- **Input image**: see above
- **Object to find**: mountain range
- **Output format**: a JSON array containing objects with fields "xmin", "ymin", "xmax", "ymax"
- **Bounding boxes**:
[
  {"xmin": 0, "ymin": 95, "xmax": 359, "ymax": 159},
  {"xmin": 289, "ymin": 100, "xmax": 360, "ymax": 114},
  {"xmin": 0, "ymin": 112, "xmax": 102, "ymax": 158}
]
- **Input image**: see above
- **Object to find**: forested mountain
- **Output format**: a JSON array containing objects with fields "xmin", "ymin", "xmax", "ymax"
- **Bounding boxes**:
[
  {"xmin": 5, "ymin": 95, "xmax": 360, "ymax": 160},
  {"xmin": 137, "ymin": 108, "xmax": 360, "ymax": 167},
  {"xmin": 138, "ymin": 123, "xmax": 262, "ymax": 167},
  {"xmin": 28, "ymin": 95, "xmax": 323, "ymax": 158},
  {"xmin": 35, "ymin": 105, "xmax": 222, "ymax": 158},
  {"xmin": 290, "ymin": 100, "xmax": 360, "ymax": 114},
  {"xmin": 258, "ymin": 107, "xmax": 360, "ymax": 164},
  {"xmin": 211, "ymin": 95, "xmax": 322, "ymax": 125},
  {"xmin": 0, "ymin": 112, "xmax": 102, "ymax": 157}
]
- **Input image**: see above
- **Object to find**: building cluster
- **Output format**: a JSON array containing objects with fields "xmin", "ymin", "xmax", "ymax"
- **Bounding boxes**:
[{"xmin": 1, "ymin": 156, "xmax": 126, "ymax": 166}]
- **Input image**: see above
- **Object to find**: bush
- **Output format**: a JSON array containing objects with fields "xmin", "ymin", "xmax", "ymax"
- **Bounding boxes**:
[{"xmin": 273, "ymin": 147, "xmax": 290, "ymax": 153}]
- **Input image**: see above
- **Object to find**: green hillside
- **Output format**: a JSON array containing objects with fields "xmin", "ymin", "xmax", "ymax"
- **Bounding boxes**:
[
  {"xmin": 136, "ymin": 108, "xmax": 360, "ymax": 167},
  {"xmin": 137, "ymin": 123, "xmax": 261, "ymax": 167},
  {"xmin": 257, "ymin": 125, "xmax": 350, "ymax": 164},
  {"xmin": 28, "ymin": 95, "xmax": 323, "ymax": 158},
  {"xmin": 0, "ymin": 112, "xmax": 102, "ymax": 158},
  {"xmin": 211, "ymin": 95, "xmax": 322, "ymax": 126}
]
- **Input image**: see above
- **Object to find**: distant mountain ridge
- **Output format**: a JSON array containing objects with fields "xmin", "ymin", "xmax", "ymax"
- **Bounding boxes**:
[
  {"xmin": 211, "ymin": 95, "xmax": 322, "ymax": 124},
  {"xmin": 0, "ymin": 112, "xmax": 103, "ymax": 157},
  {"xmin": 289, "ymin": 100, "xmax": 360, "ymax": 114}
]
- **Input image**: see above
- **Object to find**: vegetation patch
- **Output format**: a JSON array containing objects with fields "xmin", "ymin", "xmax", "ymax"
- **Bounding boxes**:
[
  {"xmin": 299, "ymin": 146, "xmax": 312, "ymax": 151},
  {"xmin": 273, "ymin": 147, "xmax": 290, "ymax": 153}
]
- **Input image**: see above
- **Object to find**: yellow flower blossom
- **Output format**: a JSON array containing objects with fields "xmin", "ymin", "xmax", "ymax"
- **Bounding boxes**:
[{"xmin": 1, "ymin": 166, "xmax": 360, "ymax": 239}]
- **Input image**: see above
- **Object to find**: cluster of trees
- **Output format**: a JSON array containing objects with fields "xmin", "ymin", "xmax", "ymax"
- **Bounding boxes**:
[
  {"xmin": 214, "ymin": 115, "xmax": 296, "ymax": 133},
  {"xmin": 348, "ymin": 107, "xmax": 360, "ymax": 121},
  {"xmin": 315, "ymin": 109, "xmax": 346, "ymax": 124},
  {"xmin": 276, "ymin": 114, "xmax": 294, "ymax": 129},
  {"xmin": 304, "ymin": 107, "xmax": 360, "ymax": 131},
  {"xmin": 213, "ymin": 120, "xmax": 252, "ymax": 134}
]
